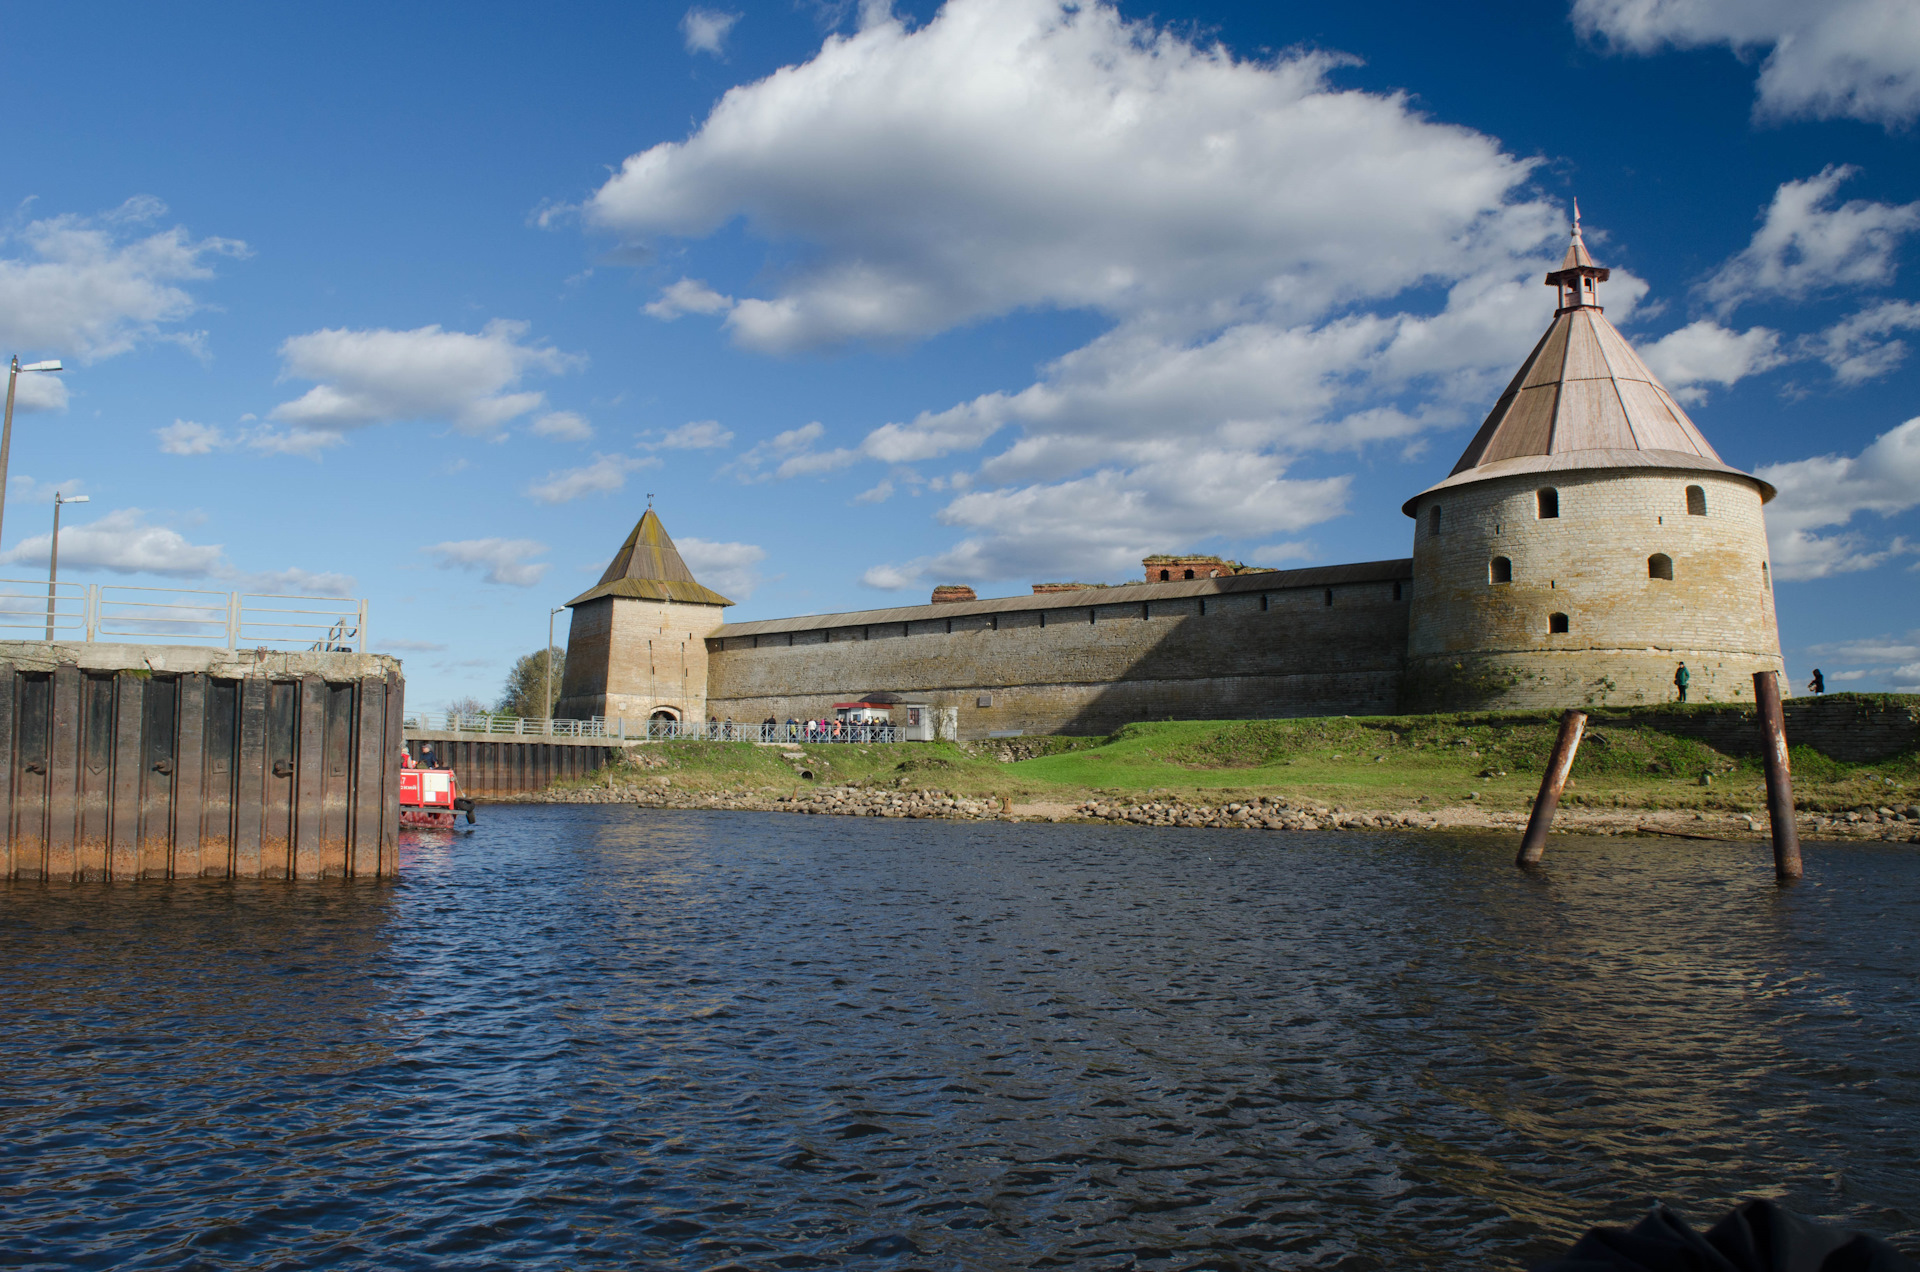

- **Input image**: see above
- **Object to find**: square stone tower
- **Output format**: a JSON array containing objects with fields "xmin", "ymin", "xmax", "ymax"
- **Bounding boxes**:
[{"xmin": 554, "ymin": 508, "xmax": 734, "ymax": 723}]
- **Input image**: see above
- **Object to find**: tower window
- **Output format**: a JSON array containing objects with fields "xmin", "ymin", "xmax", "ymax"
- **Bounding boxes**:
[
  {"xmin": 1183, "ymin": 568, "xmax": 1194, "ymax": 580},
  {"xmin": 1548, "ymin": 612, "xmax": 1569, "ymax": 634},
  {"xmin": 1490, "ymin": 556, "xmax": 1513, "ymax": 584},
  {"xmin": 1324, "ymin": 588, "xmax": 1334, "ymax": 606},
  {"xmin": 1429, "ymin": 506, "xmax": 1442, "ymax": 537},
  {"xmin": 1392, "ymin": 581, "xmax": 1403, "ymax": 601},
  {"xmin": 1762, "ymin": 562, "xmax": 1770, "ymax": 586},
  {"xmin": 1686, "ymin": 485, "xmax": 1707, "ymax": 516},
  {"xmin": 1648, "ymin": 553, "xmax": 1673, "ymax": 581},
  {"xmin": 1537, "ymin": 488, "xmax": 1559, "ymax": 519},
  {"xmin": 1159, "ymin": 569, "xmax": 1169, "ymax": 581}
]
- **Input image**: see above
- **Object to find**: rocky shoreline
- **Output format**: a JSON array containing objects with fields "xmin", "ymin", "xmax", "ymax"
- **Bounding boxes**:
[{"xmin": 501, "ymin": 782, "xmax": 1920, "ymax": 843}]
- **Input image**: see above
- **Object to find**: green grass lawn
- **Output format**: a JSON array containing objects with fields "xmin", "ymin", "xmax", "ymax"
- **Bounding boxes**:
[{"xmin": 576, "ymin": 707, "xmax": 1918, "ymax": 816}]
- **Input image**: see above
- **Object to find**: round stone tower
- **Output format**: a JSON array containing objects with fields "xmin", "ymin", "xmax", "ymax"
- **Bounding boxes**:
[{"xmin": 1402, "ymin": 211, "xmax": 1784, "ymax": 710}]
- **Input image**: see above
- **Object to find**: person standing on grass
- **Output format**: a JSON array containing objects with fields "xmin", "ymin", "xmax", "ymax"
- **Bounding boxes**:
[{"xmin": 1675, "ymin": 662, "xmax": 1690, "ymax": 703}]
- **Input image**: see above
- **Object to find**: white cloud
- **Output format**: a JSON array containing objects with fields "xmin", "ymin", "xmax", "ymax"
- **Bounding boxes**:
[
  {"xmin": 0, "ymin": 197, "xmax": 247, "ymax": 362},
  {"xmin": 864, "ymin": 449, "xmax": 1351, "ymax": 587},
  {"xmin": 860, "ymin": 562, "xmax": 920, "ymax": 590},
  {"xmin": 156, "ymin": 420, "xmax": 228, "ymax": 455},
  {"xmin": 380, "ymin": 638, "xmax": 449, "ymax": 652},
  {"xmin": 1703, "ymin": 167, "xmax": 1920, "ymax": 313},
  {"xmin": 1805, "ymin": 300, "xmax": 1920, "ymax": 386},
  {"xmin": 525, "ymin": 453, "xmax": 657, "ymax": 504},
  {"xmin": 533, "ymin": 410, "xmax": 594, "ymax": 442},
  {"xmin": 1573, "ymin": 0, "xmax": 1920, "ymax": 128},
  {"xmin": 1638, "ymin": 321, "xmax": 1786, "ymax": 402},
  {"xmin": 0, "ymin": 507, "xmax": 223, "ymax": 576},
  {"xmin": 270, "ymin": 319, "xmax": 581, "ymax": 438},
  {"xmin": 227, "ymin": 566, "xmax": 357, "ymax": 597},
  {"xmin": 654, "ymin": 419, "xmax": 734, "ymax": 449},
  {"xmin": 1248, "ymin": 541, "xmax": 1315, "ymax": 564},
  {"xmin": 7, "ymin": 474, "xmax": 87, "ymax": 505},
  {"xmin": 644, "ymin": 278, "xmax": 734, "ymax": 319},
  {"xmin": 678, "ymin": 537, "xmax": 767, "ymax": 598},
  {"xmin": 587, "ymin": 0, "xmax": 1552, "ymax": 354},
  {"xmin": 852, "ymin": 478, "xmax": 893, "ymax": 504},
  {"xmin": 726, "ymin": 421, "xmax": 862, "ymax": 481},
  {"xmin": 423, "ymin": 539, "xmax": 551, "ymax": 587},
  {"xmin": 1756, "ymin": 415, "xmax": 1920, "ymax": 579},
  {"xmin": 681, "ymin": 7, "xmax": 742, "ymax": 56},
  {"xmin": 9, "ymin": 373, "xmax": 67, "ymax": 413}
]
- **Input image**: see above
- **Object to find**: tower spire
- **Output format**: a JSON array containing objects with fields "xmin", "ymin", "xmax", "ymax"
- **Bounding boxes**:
[{"xmin": 1546, "ymin": 200, "xmax": 1608, "ymax": 312}]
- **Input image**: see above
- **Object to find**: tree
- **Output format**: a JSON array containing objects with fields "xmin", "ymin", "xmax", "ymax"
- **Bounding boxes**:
[
  {"xmin": 445, "ymin": 696, "xmax": 487, "ymax": 717},
  {"xmin": 498, "ymin": 646, "xmax": 565, "ymax": 717}
]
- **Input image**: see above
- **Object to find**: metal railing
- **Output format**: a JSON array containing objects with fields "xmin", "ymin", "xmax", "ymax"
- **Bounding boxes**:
[
  {"xmin": 404, "ymin": 712, "xmax": 900, "ymax": 744},
  {"xmin": 0, "ymin": 580, "xmax": 366, "ymax": 651}
]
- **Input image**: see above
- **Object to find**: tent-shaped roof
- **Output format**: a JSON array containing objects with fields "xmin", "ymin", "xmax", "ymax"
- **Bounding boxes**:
[
  {"xmin": 1404, "ymin": 215, "xmax": 1773, "ymax": 513},
  {"xmin": 565, "ymin": 508, "xmax": 735, "ymax": 608}
]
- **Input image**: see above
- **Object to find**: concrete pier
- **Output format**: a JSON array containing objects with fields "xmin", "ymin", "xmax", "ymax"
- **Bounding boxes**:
[{"xmin": 1, "ymin": 643, "xmax": 406, "ymax": 881}]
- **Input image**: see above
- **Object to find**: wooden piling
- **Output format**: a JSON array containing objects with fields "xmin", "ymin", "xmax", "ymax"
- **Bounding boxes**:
[
  {"xmin": 1753, "ymin": 670, "xmax": 1803, "ymax": 881},
  {"xmin": 1517, "ymin": 710, "xmax": 1587, "ymax": 866}
]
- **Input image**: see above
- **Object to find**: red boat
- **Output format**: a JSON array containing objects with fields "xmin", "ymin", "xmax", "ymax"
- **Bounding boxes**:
[{"xmin": 399, "ymin": 758, "xmax": 476, "ymax": 828}]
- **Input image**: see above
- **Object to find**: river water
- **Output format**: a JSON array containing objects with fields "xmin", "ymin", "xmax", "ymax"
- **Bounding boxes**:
[{"xmin": 3, "ymin": 806, "xmax": 1916, "ymax": 1270}]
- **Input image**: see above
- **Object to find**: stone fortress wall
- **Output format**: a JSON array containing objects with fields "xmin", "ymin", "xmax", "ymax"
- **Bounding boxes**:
[
  {"xmin": 1404, "ymin": 468, "xmax": 1784, "ymax": 710},
  {"xmin": 704, "ymin": 562, "xmax": 1413, "ymax": 738}
]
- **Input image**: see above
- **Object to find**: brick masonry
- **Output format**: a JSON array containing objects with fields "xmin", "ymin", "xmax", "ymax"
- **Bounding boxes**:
[{"xmin": 555, "ymin": 595, "xmax": 728, "ymax": 723}]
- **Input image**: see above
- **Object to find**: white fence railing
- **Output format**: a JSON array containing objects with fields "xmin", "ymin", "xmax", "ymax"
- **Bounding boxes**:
[
  {"xmin": 404, "ymin": 712, "xmax": 900, "ymax": 745},
  {"xmin": 0, "ymin": 580, "xmax": 366, "ymax": 651}
]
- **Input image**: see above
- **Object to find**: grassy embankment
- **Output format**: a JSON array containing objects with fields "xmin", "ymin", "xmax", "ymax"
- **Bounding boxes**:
[{"xmin": 564, "ymin": 699, "xmax": 1917, "ymax": 817}]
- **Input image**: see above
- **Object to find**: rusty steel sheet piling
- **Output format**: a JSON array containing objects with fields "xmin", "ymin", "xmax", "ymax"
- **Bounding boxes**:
[
  {"xmin": 1517, "ymin": 709, "xmax": 1588, "ymax": 867},
  {"xmin": 1754, "ymin": 670, "xmax": 1803, "ymax": 881},
  {"xmin": 1, "ymin": 643, "xmax": 404, "ymax": 881}
]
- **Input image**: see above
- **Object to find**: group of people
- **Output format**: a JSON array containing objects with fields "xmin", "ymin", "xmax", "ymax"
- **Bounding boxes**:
[
  {"xmin": 755, "ymin": 715, "xmax": 891, "ymax": 742},
  {"xmin": 1672, "ymin": 662, "xmax": 1827, "ymax": 702}
]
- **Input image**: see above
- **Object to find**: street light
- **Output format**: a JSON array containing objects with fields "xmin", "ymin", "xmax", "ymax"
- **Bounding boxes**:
[
  {"xmin": 46, "ymin": 491, "xmax": 88, "ymax": 640},
  {"xmin": 2, "ymin": 356, "xmax": 66, "ymax": 550}
]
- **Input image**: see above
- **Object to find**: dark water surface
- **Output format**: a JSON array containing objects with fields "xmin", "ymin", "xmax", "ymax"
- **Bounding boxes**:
[{"xmin": 3, "ymin": 808, "xmax": 1917, "ymax": 1270}]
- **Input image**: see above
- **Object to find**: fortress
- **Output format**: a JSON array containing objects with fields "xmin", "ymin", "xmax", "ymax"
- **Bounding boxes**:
[{"xmin": 556, "ymin": 219, "xmax": 1787, "ymax": 739}]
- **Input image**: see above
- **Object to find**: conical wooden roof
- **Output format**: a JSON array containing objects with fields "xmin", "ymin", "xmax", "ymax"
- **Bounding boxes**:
[
  {"xmin": 1405, "ymin": 219, "xmax": 1773, "ymax": 513},
  {"xmin": 565, "ymin": 508, "xmax": 734, "ymax": 607}
]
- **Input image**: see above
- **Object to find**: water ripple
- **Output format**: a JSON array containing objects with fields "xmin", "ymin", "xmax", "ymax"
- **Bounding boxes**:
[{"xmin": 2, "ymin": 807, "xmax": 1915, "ymax": 1269}]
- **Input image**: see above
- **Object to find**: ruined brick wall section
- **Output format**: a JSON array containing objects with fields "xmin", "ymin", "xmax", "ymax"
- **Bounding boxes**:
[
  {"xmin": 556, "ymin": 596, "xmax": 728, "ymax": 722},
  {"xmin": 1404, "ymin": 469, "xmax": 1783, "ymax": 709},
  {"xmin": 706, "ymin": 581, "xmax": 1410, "ymax": 737}
]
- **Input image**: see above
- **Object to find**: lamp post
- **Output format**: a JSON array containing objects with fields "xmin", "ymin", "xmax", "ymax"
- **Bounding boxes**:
[
  {"xmin": 545, "ymin": 605, "xmax": 565, "ymax": 732},
  {"xmin": 2, "ymin": 356, "xmax": 65, "ymax": 550},
  {"xmin": 46, "ymin": 491, "xmax": 89, "ymax": 640}
]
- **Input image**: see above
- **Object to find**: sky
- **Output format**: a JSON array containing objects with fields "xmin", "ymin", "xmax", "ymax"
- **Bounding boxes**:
[{"xmin": 2, "ymin": 0, "xmax": 1918, "ymax": 709}]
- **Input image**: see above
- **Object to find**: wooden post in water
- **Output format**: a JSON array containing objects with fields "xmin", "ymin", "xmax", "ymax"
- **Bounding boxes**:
[
  {"xmin": 1517, "ymin": 710, "xmax": 1587, "ymax": 867},
  {"xmin": 1753, "ymin": 670, "xmax": 1803, "ymax": 881}
]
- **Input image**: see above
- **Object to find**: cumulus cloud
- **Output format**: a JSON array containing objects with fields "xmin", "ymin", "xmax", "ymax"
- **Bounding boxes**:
[
  {"xmin": 423, "ymin": 538, "xmax": 551, "ymax": 587},
  {"xmin": 678, "ymin": 537, "xmax": 767, "ymax": 598},
  {"xmin": 228, "ymin": 566, "xmax": 357, "ymax": 597},
  {"xmin": 9, "ymin": 373, "xmax": 67, "ymax": 413},
  {"xmin": 1805, "ymin": 300, "xmax": 1920, "ymax": 386},
  {"xmin": 587, "ymin": 0, "xmax": 1552, "ymax": 354},
  {"xmin": 269, "ymin": 319, "xmax": 582, "ymax": 440},
  {"xmin": 1703, "ymin": 168, "xmax": 1920, "ymax": 313},
  {"xmin": 525, "ymin": 453, "xmax": 658, "ymax": 504},
  {"xmin": 1573, "ymin": 0, "xmax": 1920, "ymax": 128},
  {"xmin": 1638, "ymin": 321, "xmax": 1786, "ymax": 402},
  {"xmin": 0, "ymin": 507, "xmax": 223, "ymax": 576},
  {"xmin": 651, "ymin": 419, "xmax": 734, "ymax": 449},
  {"xmin": 681, "ymin": 7, "xmax": 741, "ymax": 56},
  {"xmin": 863, "ymin": 449, "xmax": 1351, "ymax": 587},
  {"xmin": 156, "ymin": 420, "xmax": 227, "ymax": 455},
  {"xmin": 532, "ymin": 410, "xmax": 593, "ymax": 442},
  {"xmin": 726, "ymin": 421, "xmax": 861, "ymax": 481},
  {"xmin": 644, "ymin": 278, "xmax": 734, "ymax": 319},
  {"xmin": 1756, "ymin": 415, "xmax": 1920, "ymax": 579},
  {"xmin": 0, "ymin": 197, "xmax": 247, "ymax": 363}
]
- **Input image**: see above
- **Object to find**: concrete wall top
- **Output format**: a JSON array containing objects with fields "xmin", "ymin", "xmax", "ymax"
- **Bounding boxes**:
[
  {"xmin": 0, "ymin": 641, "xmax": 402, "ymax": 680},
  {"xmin": 713, "ymin": 558, "xmax": 1415, "ymax": 639},
  {"xmin": 405, "ymin": 729, "xmax": 616, "ymax": 748}
]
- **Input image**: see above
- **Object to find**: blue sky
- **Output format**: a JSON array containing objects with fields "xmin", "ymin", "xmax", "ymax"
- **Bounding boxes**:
[{"xmin": 3, "ymin": 0, "xmax": 1918, "ymax": 709}]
